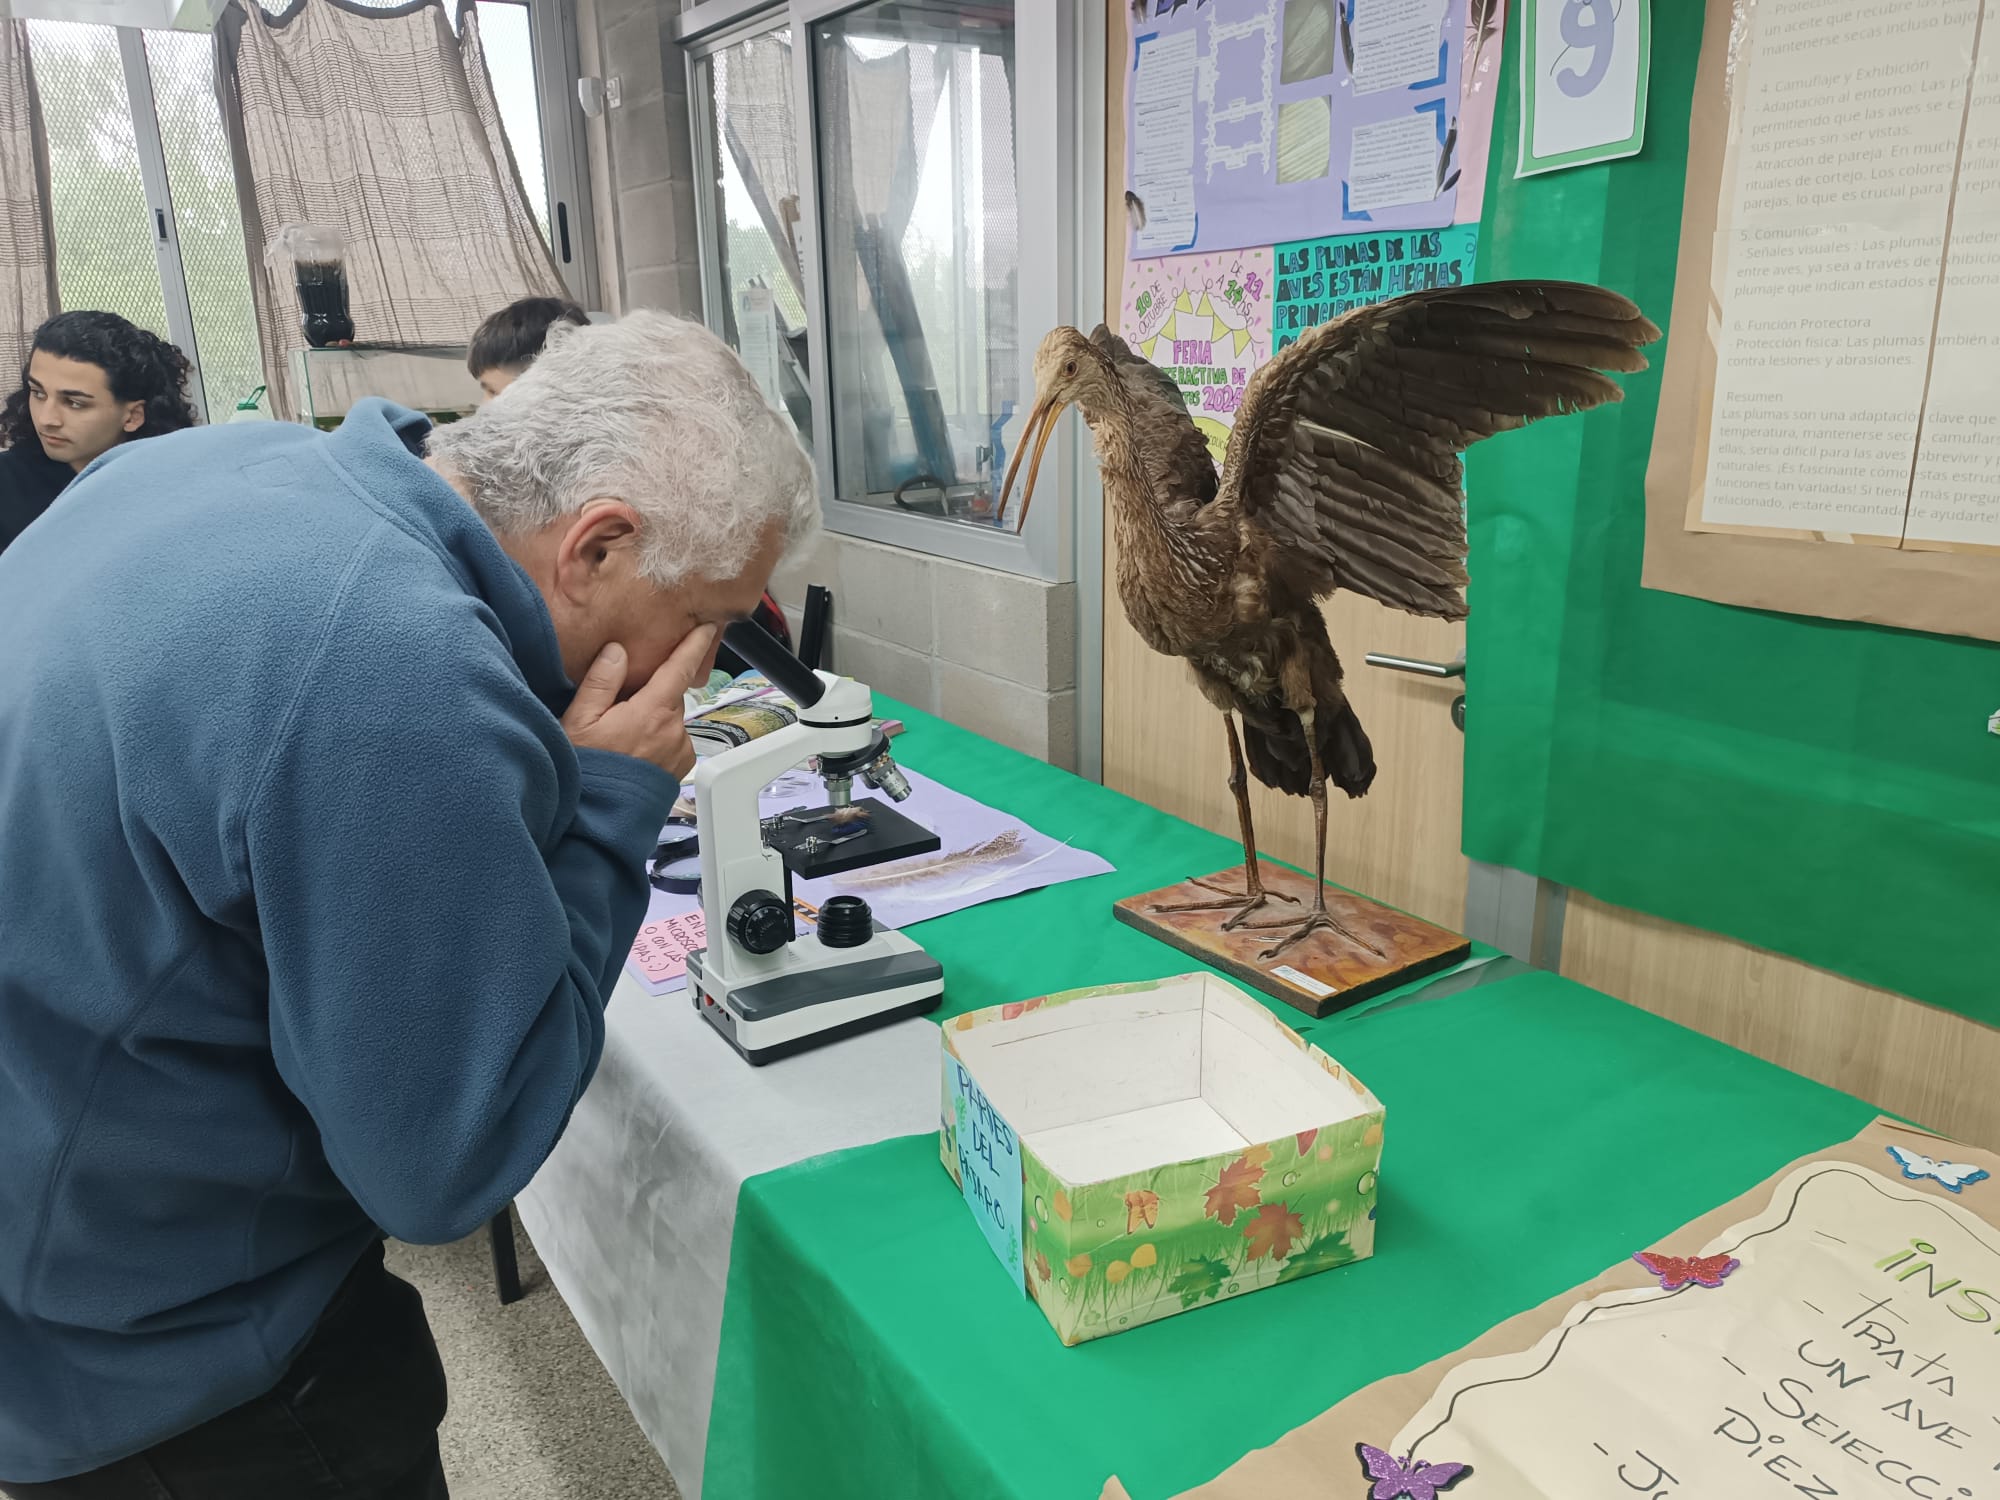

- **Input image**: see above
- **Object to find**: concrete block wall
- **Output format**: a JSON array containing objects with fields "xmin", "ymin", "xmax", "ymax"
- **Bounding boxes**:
[
  {"xmin": 573, "ymin": 2, "xmax": 1084, "ymax": 771},
  {"xmin": 578, "ymin": 0, "xmax": 702, "ymax": 315},
  {"xmin": 770, "ymin": 533, "xmax": 1080, "ymax": 771}
]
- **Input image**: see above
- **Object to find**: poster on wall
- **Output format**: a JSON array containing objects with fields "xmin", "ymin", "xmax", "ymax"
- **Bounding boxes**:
[
  {"xmin": 1641, "ymin": 0, "xmax": 2000, "ymax": 643},
  {"xmin": 1116, "ymin": 229, "xmax": 1479, "ymax": 469},
  {"xmin": 1125, "ymin": 0, "xmax": 1472, "ymax": 258},
  {"xmin": 1516, "ymin": 0, "xmax": 1651, "ymax": 177},
  {"xmin": 1118, "ymin": 250, "xmax": 1275, "ymax": 464},
  {"xmin": 1695, "ymin": 0, "xmax": 1989, "ymax": 547}
]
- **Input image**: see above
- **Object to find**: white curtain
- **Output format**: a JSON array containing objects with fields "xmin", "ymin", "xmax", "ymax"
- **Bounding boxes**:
[{"xmin": 216, "ymin": 0, "xmax": 564, "ymax": 418}]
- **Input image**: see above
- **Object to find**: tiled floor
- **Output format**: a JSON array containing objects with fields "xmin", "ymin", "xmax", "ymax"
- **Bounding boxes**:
[{"xmin": 387, "ymin": 1222, "xmax": 678, "ymax": 1500}]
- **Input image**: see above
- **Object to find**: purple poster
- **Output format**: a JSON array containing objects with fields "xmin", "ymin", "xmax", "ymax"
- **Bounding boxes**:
[{"xmin": 1125, "ymin": 0, "xmax": 1469, "ymax": 259}]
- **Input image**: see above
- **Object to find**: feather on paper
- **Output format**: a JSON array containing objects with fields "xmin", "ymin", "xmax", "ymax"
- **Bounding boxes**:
[{"xmin": 844, "ymin": 831, "xmax": 1028, "ymax": 890}]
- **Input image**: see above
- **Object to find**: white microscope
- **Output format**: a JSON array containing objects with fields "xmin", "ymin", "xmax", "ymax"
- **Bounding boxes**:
[{"xmin": 685, "ymin": 619, "xmax": 945, "ymax": 1064}]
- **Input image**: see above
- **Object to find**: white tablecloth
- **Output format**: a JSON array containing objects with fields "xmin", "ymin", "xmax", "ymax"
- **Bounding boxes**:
[{"xmin": 515, "ymin": 973, "xmax": 940, "ymax": 1499}]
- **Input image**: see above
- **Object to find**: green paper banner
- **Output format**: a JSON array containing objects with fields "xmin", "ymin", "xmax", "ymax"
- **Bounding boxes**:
[{"xmin": 1272, "ymin": 225, "xmax": 1481, "ymax": 352}]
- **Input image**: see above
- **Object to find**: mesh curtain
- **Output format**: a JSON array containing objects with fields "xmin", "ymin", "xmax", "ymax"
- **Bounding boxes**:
[
  {"xmin": 215, "ymin": 0, "xmax": 564, "ymax": 419},
  {"xmin": 0, "ymin": 21, "xmax": 57, "ymax": 382}
]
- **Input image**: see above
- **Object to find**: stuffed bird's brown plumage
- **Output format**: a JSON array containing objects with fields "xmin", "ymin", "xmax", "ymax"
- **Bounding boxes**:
[{"xmin": 1001, "ymin": 281, "xmax": 1660, "ymax": 957}]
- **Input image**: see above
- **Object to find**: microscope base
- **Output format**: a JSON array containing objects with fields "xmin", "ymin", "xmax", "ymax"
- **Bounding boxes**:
[{"xmin": 688, "ymin": 940, "xmax": 944, "ymax": 1066}]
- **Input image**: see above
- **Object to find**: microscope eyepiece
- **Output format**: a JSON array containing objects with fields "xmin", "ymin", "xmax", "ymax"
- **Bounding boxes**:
[{"xmin": 721, "ymin": 618, "xmax": 824, "ymax": 707}]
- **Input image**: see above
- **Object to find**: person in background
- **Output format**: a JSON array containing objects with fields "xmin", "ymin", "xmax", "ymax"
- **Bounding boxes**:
[
  {"xmin": 0, "ymin": 311, "xmax": 816, "ymax": 1498},
  {"xmin": 0, "ymin": 310, "xmax": 199, "ymax": 555},
  {"xmin": 466, "ymin": 294, "xmax": 589, "ymax": 400}
]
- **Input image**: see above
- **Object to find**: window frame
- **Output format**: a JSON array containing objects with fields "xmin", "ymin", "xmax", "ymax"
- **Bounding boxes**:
[
  {"xmin": 515, "ymin": 0, "xmax": 600, "ymax": 308},
  {"xmin": 117, "ymin": 26, "xmax": 210, "ymax": 420},
  {"xmin": 677, "ymin": 0, "xmax": 1091, "ymax": 583}
]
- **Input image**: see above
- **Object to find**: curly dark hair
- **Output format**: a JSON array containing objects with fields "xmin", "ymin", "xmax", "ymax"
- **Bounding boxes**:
[{"xmin": 0, "ymin": 311, "xmax": 200, "ymax": 452}]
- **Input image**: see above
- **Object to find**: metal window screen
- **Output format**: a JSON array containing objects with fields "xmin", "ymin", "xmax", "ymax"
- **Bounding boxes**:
[
  {"xmin": 28, "ymin": 19, "xmax": 168, "ymax": 336},
  {"xmin": 144, "ymin": 29, "xmax": 265, "ymax": 416}
]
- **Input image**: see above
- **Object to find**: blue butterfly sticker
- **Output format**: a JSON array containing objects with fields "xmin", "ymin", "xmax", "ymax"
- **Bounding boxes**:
[{"xmin": 1887, "ymin": 1145, "xmax": 1990, "ymax": 1194}]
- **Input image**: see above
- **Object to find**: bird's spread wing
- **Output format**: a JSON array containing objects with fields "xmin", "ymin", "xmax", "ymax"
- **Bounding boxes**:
[
  {"xmin": 1219, "ymin": 282, "xmax": 1658, "ymax": 619},
  {"xmin": 1089, "ymin": 324, "xmax": 1219, "ymax": 508}
]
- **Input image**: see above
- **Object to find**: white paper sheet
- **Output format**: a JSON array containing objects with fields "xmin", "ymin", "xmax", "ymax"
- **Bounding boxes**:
[
  {"xmin": 1698, "ymin": 0, "xmax": 1980, "ymax": 537},
  {"xmin": 1132, "ymin": 28, "xmax": 1199, "ymax": 253},
  {"xmin": 1347, "ymin": 114, "xmax": 1446, "ymax": 212},
  {"xmin": 1352, "ymin": 0, "xmax": 1453, "ymax": 96}
]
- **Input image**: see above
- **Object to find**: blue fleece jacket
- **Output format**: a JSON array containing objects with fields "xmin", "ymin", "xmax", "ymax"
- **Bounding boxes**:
[{"xmin": 0, "ymin": 401, "xmax": 676, "ymax": 1482}]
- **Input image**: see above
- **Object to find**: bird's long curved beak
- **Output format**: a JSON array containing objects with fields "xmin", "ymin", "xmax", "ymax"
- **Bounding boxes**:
[{"xmin": 997, "ymin": 395, "xmax": 1065, "ymax": 536}]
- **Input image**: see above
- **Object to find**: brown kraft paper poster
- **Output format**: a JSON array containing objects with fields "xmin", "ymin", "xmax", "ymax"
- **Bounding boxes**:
[
  {"xmin": 1102, "ymin": 1117, "xmax": 2000, "ymax": 1498},
  {"xmin": 1641, "ymin": 0, "xmax": 2000, "ymax": 642}
]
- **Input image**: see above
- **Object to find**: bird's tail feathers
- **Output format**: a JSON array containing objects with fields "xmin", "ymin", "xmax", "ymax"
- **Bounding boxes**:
[
  {"xmin": 1241, "ymin": 700, "xmax": 1376, "ymax": 799},
  {"xmin": 1321, "ymin": 700, "xmax": 1376, "ymax": 799}
]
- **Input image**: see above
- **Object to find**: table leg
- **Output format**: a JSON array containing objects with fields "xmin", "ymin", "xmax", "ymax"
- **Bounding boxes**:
[{"xmin": 489, "ymin": 1204, "xmax": 522, "ymax": 1305}]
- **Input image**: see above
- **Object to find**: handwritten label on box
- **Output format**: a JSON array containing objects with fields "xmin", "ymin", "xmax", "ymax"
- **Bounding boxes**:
[
  {"xmin": 947, "ymin": 1057, "xmax": 1024, "ymax": 1294},
  {"xmin": 630, "ymin": 911, "xmax": 707, "ymax": 987}
]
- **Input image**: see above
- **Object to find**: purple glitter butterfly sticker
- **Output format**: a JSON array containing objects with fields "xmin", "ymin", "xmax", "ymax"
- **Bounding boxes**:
[{"xmin": 1355, "ymin": 1444, "xmax": 1474, "ymax": 1500}]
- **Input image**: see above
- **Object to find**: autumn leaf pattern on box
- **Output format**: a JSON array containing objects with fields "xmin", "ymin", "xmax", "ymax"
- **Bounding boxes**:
[{"xmin": 947, "ymin": 977, "xmax": 1384, "ymax": 1346}]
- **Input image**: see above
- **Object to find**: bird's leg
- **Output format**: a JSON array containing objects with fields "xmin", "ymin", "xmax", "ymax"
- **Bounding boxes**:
[
  {"xmin": 1241, "ymin": 707, "xmax": 1386, "ymax": 962},
  {"xmin": 1151, "ymin": 715, "xmax": 1298, "ymax": 922}
]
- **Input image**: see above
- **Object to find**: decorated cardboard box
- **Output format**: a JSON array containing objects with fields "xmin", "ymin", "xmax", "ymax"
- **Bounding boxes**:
[{"xmin": 940, "ymin": 973, "xmax": 1384, "ymax": 1346}]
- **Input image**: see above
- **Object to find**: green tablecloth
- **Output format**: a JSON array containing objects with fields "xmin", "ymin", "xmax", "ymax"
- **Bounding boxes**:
[{"xmin": 701, "ymin": 702, "xmax": 1879, "ymax": 1499}]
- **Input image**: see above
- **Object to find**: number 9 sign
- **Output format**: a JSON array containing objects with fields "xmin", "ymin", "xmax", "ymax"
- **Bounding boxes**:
[
  {"xmin": 1520, "ymin": 0, "xmax": 1651, "ymax": 176},
  {"xmin": 1557, "ymin": 0, "xmax": 1615, "ymax": 97}
]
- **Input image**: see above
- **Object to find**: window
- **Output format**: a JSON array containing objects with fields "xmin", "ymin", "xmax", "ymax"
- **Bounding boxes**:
[
  {"xmin": 813, "ymin": 3, "xmax": 1017, "ymax": 525},
  {"xmin": 144, "ymin": 31, "xmax": 264, "ymax": 422},
  {"xmin": 682, "ymin": 0, "xmax": 1091, "ymax": 580},
  {"xmin": 473, "ymin": 3, "xmax": 551, "ymax": 241},
  {"xmin": 31, "ymin": 21, "xmax": 171, "ymax": 337},
  {"xmin": 695, "ymin": 26, "xmax": 812, "ymax": 451},
  {"xmin": 30, "ymin": 18, "xmax": 264, "ymax": 420},
  {"xmin": 448, "ymin": 0, "xmax": 552, "ymax": 244},
  {"xmin": 489, "ymin": 0, "xmax": 600, "ymax": 307}
]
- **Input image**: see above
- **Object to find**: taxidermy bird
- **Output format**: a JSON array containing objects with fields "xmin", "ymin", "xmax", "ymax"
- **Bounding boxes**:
[{"xmin": 1000, "ymin": 283, "xmax": 1658, "ymax": 958}]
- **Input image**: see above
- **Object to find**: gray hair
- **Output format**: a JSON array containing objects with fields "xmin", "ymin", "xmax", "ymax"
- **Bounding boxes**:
[{"xmin": 429, "ymin": 309, "xmax": 817, "ymax": 587}]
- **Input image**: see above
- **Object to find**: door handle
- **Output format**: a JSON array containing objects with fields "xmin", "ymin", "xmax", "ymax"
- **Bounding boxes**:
[
  {"xmin": 1365, "ymin": 649, "xmax": 1466, "ymax": 734},
  {"xmin": 1363, "ymin": 649, "xmax": 1464, "ymax": 678}
]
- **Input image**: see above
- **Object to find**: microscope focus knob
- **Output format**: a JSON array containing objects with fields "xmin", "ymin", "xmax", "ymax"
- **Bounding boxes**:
[{"xmin": 726, "ymin": 889, "xmax": 791, "ymax": 955}]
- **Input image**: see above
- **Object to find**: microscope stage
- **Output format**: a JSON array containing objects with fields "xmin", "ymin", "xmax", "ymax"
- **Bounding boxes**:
[{"xmin": 761, "ymin": 799, "xmax": 941, "ymax": 880}]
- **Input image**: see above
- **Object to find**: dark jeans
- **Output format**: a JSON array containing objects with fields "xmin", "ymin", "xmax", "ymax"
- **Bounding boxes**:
[{"xmin": 3, "ymin": 1242, "xmax": 448, "ymax": 1500}]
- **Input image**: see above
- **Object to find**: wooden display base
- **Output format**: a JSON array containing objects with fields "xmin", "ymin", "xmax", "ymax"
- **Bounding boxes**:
[{"xmin": 1112, "ymin": 862, "xmax": 1471, "ymax": 1019}]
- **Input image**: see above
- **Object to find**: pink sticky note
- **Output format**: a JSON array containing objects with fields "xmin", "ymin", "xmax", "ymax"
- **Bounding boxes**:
[{"xmin": 630, "ymin": 910, "xmax": 707, "ymax": 986}]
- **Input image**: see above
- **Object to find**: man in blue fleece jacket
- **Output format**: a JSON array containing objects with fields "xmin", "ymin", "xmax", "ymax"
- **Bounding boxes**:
[{"xmin": 0, "ymin": 311, "xmax": 815, "ymax": 1497}]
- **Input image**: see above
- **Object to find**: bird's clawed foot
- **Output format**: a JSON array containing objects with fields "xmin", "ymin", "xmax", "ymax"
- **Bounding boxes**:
[
  {"xmin": 1150, "ymin": 875, "xmax": 1300, "ymax": 927},
  {"xmin": 1242, "ymin": 905, "xmax": 1387, "ymax": 962},
  {"xmin": 1187, "ymin": 872, "xmax": 1299, "ymax": 904}
]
